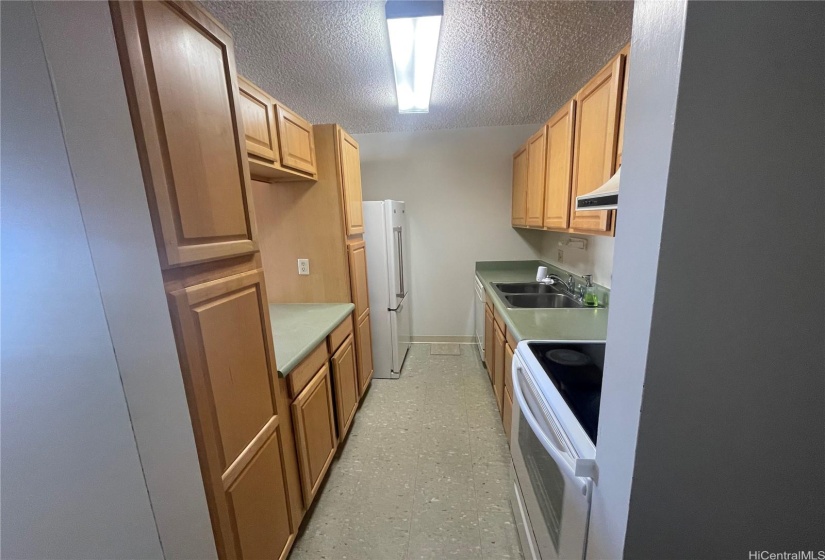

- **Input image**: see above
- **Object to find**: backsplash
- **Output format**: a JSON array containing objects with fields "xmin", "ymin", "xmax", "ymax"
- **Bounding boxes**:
[{"xmin": 537, "ymin": 231, "xmax": 615, "ymax": 288}]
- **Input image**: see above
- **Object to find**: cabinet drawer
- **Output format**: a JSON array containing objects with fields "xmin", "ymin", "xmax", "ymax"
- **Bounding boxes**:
[
  {"xmin": 506, "ymin": 329, "xmax": 518, "ymax": 351},
  {"xmin": 287, "ymin": 343, "xmax": 329, "ymax": 399},
  {"xmin": 328, "ymin": 314, "xmax": 354, "ymax": 354}
]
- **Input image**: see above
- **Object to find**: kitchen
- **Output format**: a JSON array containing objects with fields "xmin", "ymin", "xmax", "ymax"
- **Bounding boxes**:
[{"xmin": 1, "ymin": 2, "xmax": 823, "ymax": 560}]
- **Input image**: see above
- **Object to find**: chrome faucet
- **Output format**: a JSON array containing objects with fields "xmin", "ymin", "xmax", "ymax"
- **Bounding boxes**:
[{"xmin": 545, "ymin": 274, "xmax": 576, "ymax": 294}]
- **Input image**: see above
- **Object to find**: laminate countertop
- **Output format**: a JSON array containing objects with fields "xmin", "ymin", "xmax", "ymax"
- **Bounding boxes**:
[
  {"xmin": 475, "ymin": 261, "xmax": 609, "ymax": 343},
  {"xmin": 268, "ymin": 303, "xmax": 355, "ymax": 377}
]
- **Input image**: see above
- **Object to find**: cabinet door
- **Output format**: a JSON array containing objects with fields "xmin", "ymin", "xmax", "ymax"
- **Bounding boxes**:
[
  {"xmin": 543, "ymin": 100, "xmax": 576, "ymax": 230},
  {"xmin": 503, "ymin": 388, "xmax": 513, "ymax": 442},
  {"xmin": 291, "ymin": 364, "xmax": 337, "ymax": 505},
  {"xmin": 616, "ymin": 44, "xmax": 631, "ymax": 168},
  {"xmin": 347, "ymin": 239, "xmax": 370, "ymax": 324},
  {"xmin": 331, "ymin": 335, "xmax": 359, "ymax": 439},
  {"xmin": 276, "ymin": 105, "xmax": 317, "ymax": 176},
  {"xmin": 511, "ymin": 145, "xmax": 528, "ymax": 226},
  {"xmin": 168, "ymin": 269, "xmax": 293, "ymax": 560},
  {"xmin": 569, "ymin": 53, "xmax": 624, "ymax": 233},
  {"xmin": 111, "ymin": 1, "xmax": 257, "ymax": 268},
  {"xmin": 494, "ymin": 324, "xmax": 506, "ymax": 415},
  {"xmin": 526, "ymin": 127, "xmax": 547, "ymax": 227},
  {"xmin": 338, "ymin": 128, "xmax": 365, "ymax": 236},
  {"xmin": 355, "ymin": 313, "xmax": 374, "ymax": 396},
  {"xmin": 504, "ymin": 342, "xmax": 514, "ymax": 398},
  {"xmin": 484, "ymin": 305, "xmax": 495, "ymax": 383},
  {"xmin": 238, "ymin": 76, "xmax": 279, "ymax": 163}
]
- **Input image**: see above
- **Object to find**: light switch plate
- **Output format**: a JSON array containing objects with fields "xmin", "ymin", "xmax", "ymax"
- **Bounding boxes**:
[{"xmin": 298, "ymin": 259, "xmax": 309, "ymax": 275}]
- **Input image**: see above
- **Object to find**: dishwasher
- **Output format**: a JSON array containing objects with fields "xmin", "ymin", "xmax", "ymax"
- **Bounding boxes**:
[{"xmin": 474, "ymin": 276, "xmax": 485, "ymax": 362}]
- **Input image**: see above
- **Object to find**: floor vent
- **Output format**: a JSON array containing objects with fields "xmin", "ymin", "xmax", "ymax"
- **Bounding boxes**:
[{"xmin": 429, "ymin": 343, "xmax": 461, "ymax": 356}]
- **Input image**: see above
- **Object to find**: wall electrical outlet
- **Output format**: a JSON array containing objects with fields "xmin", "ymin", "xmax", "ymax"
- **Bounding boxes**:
[
  {"xmin": 297, "ymin": 259, "xmax": 310, "ymax": 275},
  {"xmin": 557, "ymin": 248, "xmax": 564, "ymax": 263}
]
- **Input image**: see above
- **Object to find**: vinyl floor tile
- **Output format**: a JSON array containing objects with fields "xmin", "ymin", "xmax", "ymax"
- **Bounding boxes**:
[{"xmin": 289, "ymin": 343, "xmax": 522, "ymax": 559}]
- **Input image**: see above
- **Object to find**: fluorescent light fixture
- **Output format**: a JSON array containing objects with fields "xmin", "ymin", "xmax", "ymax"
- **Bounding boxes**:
[{"xmin": 386, "ymin": 1, "xmax": 443, "ymax": 113}]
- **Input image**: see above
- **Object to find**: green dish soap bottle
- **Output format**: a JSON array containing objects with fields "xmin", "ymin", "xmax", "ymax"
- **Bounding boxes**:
[{"xmin": 582, "ymin": 274, "xmax": 599, "ymax": 307}]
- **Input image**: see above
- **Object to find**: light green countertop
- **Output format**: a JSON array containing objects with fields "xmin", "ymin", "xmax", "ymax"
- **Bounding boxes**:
[
  {"xmin": 475, "ymin": 261, "xmax": 609, "ymax": 343},
  {"xmin": 269, "ymin": 303, "xmax": 355, "ymax": 377}
]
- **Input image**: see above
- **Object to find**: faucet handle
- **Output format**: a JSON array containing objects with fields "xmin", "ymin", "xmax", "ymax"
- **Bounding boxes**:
[{"xmin": 583, "ymin": 274, "xmax": 593, "ymax": 287}]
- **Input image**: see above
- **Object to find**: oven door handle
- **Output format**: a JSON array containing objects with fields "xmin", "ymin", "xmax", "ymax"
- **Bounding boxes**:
[{"xmin": 513, "ymin": 366, "xmax": 590, "ymax": 493}]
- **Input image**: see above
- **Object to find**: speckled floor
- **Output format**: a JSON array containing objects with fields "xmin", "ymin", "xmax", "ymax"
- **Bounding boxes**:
[{"xmin": 289, "ymin": 343, "xmax": 523, "ymax": 560}]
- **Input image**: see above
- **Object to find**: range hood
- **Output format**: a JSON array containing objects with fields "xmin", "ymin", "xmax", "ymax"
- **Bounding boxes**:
[{"xmin": 575, "ymin": 168, "xmax": 620, "ymax": 211}]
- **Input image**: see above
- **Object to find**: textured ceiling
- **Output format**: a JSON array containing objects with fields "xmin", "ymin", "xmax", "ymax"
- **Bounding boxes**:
[{"xmin": 202, "ymin": 1, "xmax": 633, "ymax": 134}]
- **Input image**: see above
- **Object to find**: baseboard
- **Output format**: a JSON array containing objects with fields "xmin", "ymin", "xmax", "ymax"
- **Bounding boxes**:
[{"xmin": 410, "ymin": 335, "xmax": 476, "ymax": 344}]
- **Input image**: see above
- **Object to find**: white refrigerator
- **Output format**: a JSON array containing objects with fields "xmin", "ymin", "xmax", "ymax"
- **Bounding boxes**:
[{"xmin": 363, "ymin": 200, "xmax": 411, "ymax": 379}]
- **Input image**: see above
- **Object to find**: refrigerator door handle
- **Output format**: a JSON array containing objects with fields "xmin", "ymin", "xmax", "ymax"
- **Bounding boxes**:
[{"xmin": 394, "ymin": 227, "xmax": 404, "ymax": 298}]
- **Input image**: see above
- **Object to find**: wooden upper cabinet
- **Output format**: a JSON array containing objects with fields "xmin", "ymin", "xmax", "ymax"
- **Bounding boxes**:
[
  {"xmin": 337, "ymin": 128, "xmax": 365, "ymax": 236},
  {"xmin": 111, "ymin": 1, "xmax": 257, "ymax": 268},
  {"xmin": 511, "ymin": 144, "xmax": 528, "ymax": 227},
  {"xmin": 331, "ymin": 334, "xmax": 359, "ymax": 439},
  {"xmin": 569, "ymin": 52, "xmax": 625, "ymax": 233},
  {"xmin": 238, "ymin": 76, "xmax": 279, "ymax": 164},
  {"xmin": 347, "ymin": 239, "xmax": 369, "ymax": 323},
  {"xmin": 616, "ymin": 43, "xmax": 631, "ymax": 169},
  {"xmin": 167, "ymin": 268, "xmax": 294, "ymax": 559},
  {"xmin": 291, "ymin": 364, "xmax": 337, "ymax": 504},
  {"xmin": 525, "ymin": 127, "xmax": 547, "ymax": 227},
  {"xmin": 543, "ymin": 100, "xmax": 576, "ymax": 230},
  {"xmin": 276, "ymin": 105, "xmax": 317, "ymax": 176}
]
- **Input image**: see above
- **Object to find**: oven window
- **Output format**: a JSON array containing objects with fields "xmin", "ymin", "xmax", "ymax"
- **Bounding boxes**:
[{"xmin": 519, "ymin": 412, "xmax": 565, "ymax": 553}]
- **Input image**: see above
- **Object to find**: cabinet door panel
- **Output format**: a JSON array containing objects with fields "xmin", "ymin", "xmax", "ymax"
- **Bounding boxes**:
[
  {"xmin": 227, "ymin": 427, "xmax": 292, "ymax": 560},
  {"xmin": 503, "ymin": 388, "xmax": 513, "ymax": 442},
  {"xmin": 111, "ymin": 0, "xmax": 257, "ymax": 267},
  {"xmin": 504, "ymin": 342, "xmax": 514, "ymax": 397},
  {"xmin": 494, "ymin": 325, "xmax": 505, "ymax": 415},
  {"xmin": 276, "ymin": 105, "xmax": 316, "ymax": 175},
  {"xmin": 526, "ymin": 127, "xmax": 547, "ymax": 227},
  {"xmin": 348, "ymin": 239, "xmax": 369, "ymax": 323},
  {"xmin": 331, "ymin": 335, "xmax": 359, "ymax": 438},
  {"xmin": 511, "ymin": 145, "xmax": 528, "ymax": 227},
  {"xmin": 291, "ymin": 365, "xmax": 337, "ymax": 504},
  {"xmin": 238, "ymin": 76, "xmax": 279, "ymax": 163},
  {"xmin": 543, "ymin": 100, "xmax": 576, "ymax": 230},
  {"xmin": 338, "ymin": 129, "xmax": 365, "ymax": 236},
  {"xmin": 356, "ymin": 314, "xmax": 374, "ymax": 396},
  {"xmin": 616, "ymin": 44, "xmax": 631, "ymax": 168},
  {"xmin": 570, "ymin": 53, "xmax": 624, "ymax": 233},
  {"xmin": 484, "ymin": 306, "xmax": 495, "ymax": 383}
]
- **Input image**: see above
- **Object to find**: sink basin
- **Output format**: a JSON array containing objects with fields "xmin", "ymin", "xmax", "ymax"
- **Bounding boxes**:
[
  {"xmin": 504, "ymin": 293, "xmax": 584, "ymax": 309},
  {"xmin": 493, "ymin": 282, "xmax": 561, "ymax": 294}
]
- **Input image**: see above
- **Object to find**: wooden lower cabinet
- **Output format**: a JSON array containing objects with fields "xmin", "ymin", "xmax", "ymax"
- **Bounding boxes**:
[
  {"xmin": 503, "ymin": 388, "xmax": 513, "ymax": 442},
  {"xmin": 356, "ymin": 313, "xmax": 374, "ymax": 395},
  {"xmin": 168, "ymin": 268, "xmax": 295, "ymax": 560},
  {"xmin": 291, "ymin": 364, "xmax": 337, "ymax": 504},
  {"xmin": 504, "ymin": 342, "xmax": 514, "ymax": 397},
  {"xmin": 331, "ymin": 334, "xmax": 359, "ymax": 439},
  {"xmin": 227, "ymin": 427, "xmax": 292, "ymax": 560},
  {"xmin": 493, "ymin": 324, "xmax": 506, "ymax": 415},
  {"xmin": 484, "ymin": 305, "xmax": 495, "ymax": 382}
]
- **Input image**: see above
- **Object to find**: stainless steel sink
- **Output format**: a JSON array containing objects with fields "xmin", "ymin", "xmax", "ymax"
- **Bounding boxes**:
[
  {"xmin": 504, "ymin": 293, "xmax": 584, "ymax": 309},
  {"xmin": 493, "ymin": 282, "xmax": 561, "ymax": 294}
]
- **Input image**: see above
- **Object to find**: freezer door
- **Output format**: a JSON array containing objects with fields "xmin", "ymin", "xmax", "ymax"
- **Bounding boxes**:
[{"xmin": 390, "ymin": 295, "xmax": 411, "ymax": 373}]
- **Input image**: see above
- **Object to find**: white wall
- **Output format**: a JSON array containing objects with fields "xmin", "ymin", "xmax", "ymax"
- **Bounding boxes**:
[
  {"xmin": 591, "ymin": 1, "xmax": 825, "ymax": 557},
  {"xmin": 0, "ymin": 3, "xmax": 162, "ymax": 557},
  {"xmin": 356, "ymin": 125, "xmax": 546, "ymax": 338},
  {"xmin": 537, "ymin": 231, "xmax": 615, "ymax": 288}
]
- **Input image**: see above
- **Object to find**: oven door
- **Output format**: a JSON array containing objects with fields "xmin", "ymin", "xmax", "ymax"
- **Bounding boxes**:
[{"xmin": 510, "ymin": 356, "xmax": 593, "ymax": 560}]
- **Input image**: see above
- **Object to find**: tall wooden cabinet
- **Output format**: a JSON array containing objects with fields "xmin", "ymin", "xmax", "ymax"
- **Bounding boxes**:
[{"xmin": 111, "ymin": 2, "xmax": 299, "ymax": 558}]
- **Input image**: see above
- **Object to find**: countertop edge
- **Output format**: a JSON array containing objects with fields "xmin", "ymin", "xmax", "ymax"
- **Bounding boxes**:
[{"xmin": 271, "ymin": 303, "xmax": 355, "ymax": 377}]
